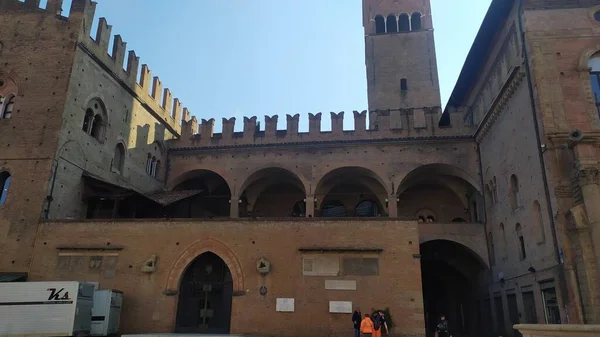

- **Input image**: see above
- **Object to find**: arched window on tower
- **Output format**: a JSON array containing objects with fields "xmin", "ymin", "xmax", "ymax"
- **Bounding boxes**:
[
  {"xmin": 0, "ymin": 95, "xmax": 15, "ymax": 119},
  {"xmin": 112, "ymin": 143, "xmax": 125, "ymax": 175},
  {"xmin": 411, "ymin": 12, "xmax": 422, "ymax": 30},
  {"xmin": 84, "ymin": 99, "xmax": 107, "ymax": 143},
  {"xmin": 399, "ymin": 13, "xmax": 410, "ymax": 32},
  {"xmin": 374, "ymin": 15, "xmax": 386, "ymax": 34},
  {"xmin": 0, "ymin": 171, "xmax": 10, "ymax": 205},
  {"xmin": 91, "ymin": 114, "xmax": 105, "ymax": 141},
  {"xmin": 516, "ymin": 223, "xmax": 527, "ymax": 260},
  {"xmin": 588, "ymin": 52, "xmax": 600, "ymax": 117},
  {"xmin": 386, "ymin": 14, "xmax": 398, "ymax": 33},
  {"xmin": 510, "ymin": 174, "xmax": 520, "ymax": 210}
]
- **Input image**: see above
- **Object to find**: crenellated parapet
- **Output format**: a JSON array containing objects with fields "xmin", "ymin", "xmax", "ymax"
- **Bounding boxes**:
[
  {"xmin": 3, "ymin": 0, "xmax": 185, "ymax": 136},
  {"xmin": 172, "ymin": 107, "xmax": 474, "ymax": 148}
]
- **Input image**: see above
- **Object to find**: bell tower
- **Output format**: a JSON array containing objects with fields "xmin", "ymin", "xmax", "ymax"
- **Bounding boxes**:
[{"xmin": 363, "ymin": 0, "xmax": 441, "ymax": 111}]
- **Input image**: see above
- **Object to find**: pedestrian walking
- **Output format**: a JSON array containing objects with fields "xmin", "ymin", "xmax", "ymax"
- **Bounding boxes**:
[
  {"xmin": 352, "ymin": 308, "xmax": 362, "ymax": 337},
  {"xmin": 434, "ymin": 314, "xmax": 451, "ymax": 337},
  {"xmin": 360, "ymin": 313, "xmax": 374, "ymax": 337}
]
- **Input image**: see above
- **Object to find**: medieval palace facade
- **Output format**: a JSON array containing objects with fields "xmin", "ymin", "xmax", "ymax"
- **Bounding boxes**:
[{"xmin": 1, "ymin": 0, "xmax": 600, "ymax": 336}]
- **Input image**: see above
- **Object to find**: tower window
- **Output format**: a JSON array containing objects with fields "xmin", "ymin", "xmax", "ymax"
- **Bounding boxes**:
[
  {"xmin": 588, "ymin": 52, "xmax": 600, "ymax": 117},
  {"xmin": 112, "ymin": 143, "xmax": 125, "ymax": 175},
  {"xmin": 0, "ymin": 171, "xmax": 10, "ymax": 205},
  {"xmin": 386, "ymin": 14, "xmax": 398, "ymax": 33},
  {"xmin": 399, "ymin": 13, "xmax": 410, "ymax": 32},
  {"xmin": 595, "ymin": 10, "xmax": 600, "ymax": 22},
  {"xmin": 374, "ymin": 15, "xmax": 385, "ymax": 34},
  {"xmin": 516, "ymin": 223, "xmax": 526, "ymax": 260},
  {"xmin": 411, "ymin": 12, "xmax": 422, "ymax": 30},
  {"xmin": 401, "ymin": 78, "xmax": 408, "ymax": 91}
]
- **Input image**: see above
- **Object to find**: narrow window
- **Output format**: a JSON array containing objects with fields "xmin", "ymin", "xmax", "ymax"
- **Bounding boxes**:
[
  {"xmin": 150, "ymin": 157, "xmax": 158, "ymax": 177},
  {"xmin": 399, "ymin": 13, "xmax": 410, "ymax": 32},
  {"xmin": 0, "ymin": 171, "xmax": 11, "ymax": 205},
  {"xmin": 401, "ymin": 78, "xmax": 408, "ymax": 91},
  {"xmin": 112, "ymin": 143, "xmax": 125, "ymax": 175},
  {"xmin": 1, "ymin": 95, "xmax": 15, "ymax": 119},
  {"xmin": 386, "ymin": 14, "xmax": 398, "ymax": 33},
  {"xmin": 516, "ymin": 223, "xmax": 526, "ymax": 260},
  {"xmin": 510, "ymin": 174, "xmax": 520, "ymax": 210},
  {"xmin": 594, "ymin": 10, "xmax": 600, "ymax": 23},
  {"xmin": 146, "ymin": 153, "xmax": 152, "ymax": 174},
  {"xmin": 374, "ymin": 15, "xmax": 386, "ymax": 34},
  {"xmin": 411, "ymin": 12, "xmax": 422, "ymax": 30}
]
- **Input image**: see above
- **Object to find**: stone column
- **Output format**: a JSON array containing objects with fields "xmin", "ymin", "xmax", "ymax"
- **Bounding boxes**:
[
  {"xmin": 230, "ymin": 196, "xmax": 240, "ymax": 219},
  {"xmin": 387, "ymin": 195, "xmax": 398, "ymax": 218},
  {"xmin": 305, "ymin": 195, "xmax": 315, "ymax": 218}
]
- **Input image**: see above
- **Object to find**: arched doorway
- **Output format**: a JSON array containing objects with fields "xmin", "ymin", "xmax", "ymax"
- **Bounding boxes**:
[
  {"xmin": 175, "ymin": 252, "xmax": 233, "ymax": 334},
  {"xmin": 420, "ymin": 240, "xmax": 488, "ymax": 337}
]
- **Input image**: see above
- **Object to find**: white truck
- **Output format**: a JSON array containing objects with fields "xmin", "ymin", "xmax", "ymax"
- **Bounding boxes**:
[
  {"xmin": 91, "ymin": 290, "xmax": 123, "ymax": 336},
  {"xmin": 0, "ymin": 281, "xmax": 95, "ymax": 336}
]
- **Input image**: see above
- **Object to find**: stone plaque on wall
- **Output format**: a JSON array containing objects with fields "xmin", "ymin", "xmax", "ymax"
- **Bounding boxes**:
[
  {"xmin": 329, "ymin": 301, "xmax": 353, "ymax": 313},
  {"xmin": 303, "ymin": 256, "xmax": 339, "ymax": 276},
  {"xmin": 390, "ymin": 110, "xmax": 402, "ymax": 130},
  {"xmin": 325, "ymin": 280, "xmax": 357, "ymax": 290},
  {"xmin": 276, "ymin": 298, "xmax": 295, "ymax": 312},
  {"xmin": 342, "ymin": 258, "xmax": 379, "ymax": 276},
  {"xmin": 413, "ymin": 109, "xmax": 426, "ymax": 129}
]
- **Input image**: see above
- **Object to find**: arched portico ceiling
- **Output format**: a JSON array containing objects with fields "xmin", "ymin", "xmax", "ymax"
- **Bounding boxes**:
[
  {"xmin": 420, "ymin": 239, "xmax": 489, "ymax": 276},
  {"xmin": 238, "ymin": 167, "xmax": 307, "ymax": 196},
  {"xmin": 315, "ymin": 166, "xmax": 389, "ymax": 207},
  {"xmin": 397, "ymin": 164, "xmax": 481, "ymax": 196},
  {"xmin": 170, "ymin": 169, "xmax": 232, "ymax": 195}
]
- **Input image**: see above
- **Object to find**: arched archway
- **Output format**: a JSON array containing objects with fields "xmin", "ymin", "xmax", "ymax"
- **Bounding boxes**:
[
  {"xmin": 169, "ymin": 170, "xmax": 232, "ymax": 218},
  {"xmin": 397, "ymin": 164, "xmax": 482, "ymax": 223},
  {"xmin": 174, "ymin": 252, "xmax": 233, "ymax": 334},
  {"xmin": 238, "ymin": 167, "xmax": 306, "ymax": 217},
  {"xmin": 315, "ymin": 167, "xmax": 388, "ymax": 217},
  {"xmin": 420, "ymin": 240, "xmax": 489, "ymax": 337}
]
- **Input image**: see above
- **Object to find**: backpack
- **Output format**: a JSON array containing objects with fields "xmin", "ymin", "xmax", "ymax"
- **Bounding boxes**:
[{"xmin": 373, "ymin": 316, "xmax": 381, "ymax": 331}]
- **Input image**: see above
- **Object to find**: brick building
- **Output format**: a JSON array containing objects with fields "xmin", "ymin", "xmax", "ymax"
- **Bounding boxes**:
[{"xmin": 0, "ymin": 0, "xmax": 598, "ymax": 336}]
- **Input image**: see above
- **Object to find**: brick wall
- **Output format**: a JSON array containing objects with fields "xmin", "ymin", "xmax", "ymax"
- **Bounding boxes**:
[{"xmin": 29, "ymin": 219, "xmax": 425, "ymax": 337}]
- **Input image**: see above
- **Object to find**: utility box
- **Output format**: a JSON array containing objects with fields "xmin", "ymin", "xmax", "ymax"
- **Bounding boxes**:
[
  {"xmin": 0, "ymin": 281, "xmax": 94, "ymax": 336},
  {"xmin": 91, "ymin": 289, "xmax": 123, "ymax": 336}
]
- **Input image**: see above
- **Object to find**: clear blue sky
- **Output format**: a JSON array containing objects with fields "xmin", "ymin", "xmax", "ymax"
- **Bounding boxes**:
[{"xmin": 58, "ymin": 0, "xmax": 492, "ymax": 132}]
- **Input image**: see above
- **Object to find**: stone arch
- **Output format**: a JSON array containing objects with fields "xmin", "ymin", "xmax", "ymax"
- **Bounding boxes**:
[
  {"xmin": 165, "ymin": 238, "xmax": 245, "ymax": 293},
  {"xmin": 169, "ymin": 169, "xmax": 233, "ymax": 194},
  {"xmin": 238, "ymin": 166, "xmax": 308, "ymax": 196},
  {"xmin": 578, "ymin": 45, "xmax": 600, "ymax": 71},
  {"xmin": 420, "ymin": 238, "xmax": 489, "ymax": 270},
  {"xmin": 396, "ymin": 163, "xmax": 481, "ymax": 195},
  {"xmin": 314, "ymin": 166, "xmax": 389, "ymax": 214}
]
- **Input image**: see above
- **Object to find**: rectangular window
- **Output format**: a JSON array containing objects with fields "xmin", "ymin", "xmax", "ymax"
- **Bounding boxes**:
[
  {"xmin": 519, "ymin": 236, "xmax": 527, "ymax": 260},
  {"xmin": 521, "ymin": 290, "xmax": 538, "ymax": 324},
  {"xmin": 590, "ymin": 72, "xmax": 600, "ymax": 117},
  {"xmin": 541, "ymin": 281, "xmax": 561, "ymax": 324}
]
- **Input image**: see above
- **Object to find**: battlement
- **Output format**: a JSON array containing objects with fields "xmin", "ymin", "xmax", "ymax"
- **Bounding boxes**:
[
  {"xmin": 6, "ymin": 0, "xmax": 183, "ymax": 136},
  {"xmin": 172, "ymin": 107, "xmax": 473, "ymax": 149}
]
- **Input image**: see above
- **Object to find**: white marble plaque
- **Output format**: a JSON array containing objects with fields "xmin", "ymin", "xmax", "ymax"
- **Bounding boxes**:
[
  {"xmin": 276, "ymin": 298, "xmax": 295, "ymax": 312},
  {"xmin": 325, "ymin": 280, "xmax": 357, "ymax": 290},
  {"xmin": 302, "ymin": 256, "xmax": 340, "ymax": 276},
  {"xmin": 329, "ymin": 301, "xmax": 353, "ymax": 313}
]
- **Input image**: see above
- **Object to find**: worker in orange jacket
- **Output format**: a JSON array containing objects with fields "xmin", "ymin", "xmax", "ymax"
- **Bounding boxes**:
[{"xmin": 360, "ymin": 313, "xmax": 374, "ymax": 337}]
